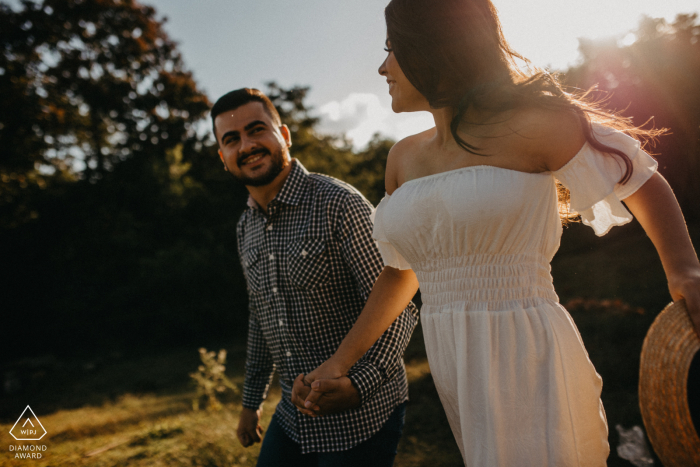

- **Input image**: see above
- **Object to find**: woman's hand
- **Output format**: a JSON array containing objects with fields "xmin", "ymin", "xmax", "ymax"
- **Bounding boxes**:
[
  {"xmin": 303, "ymin": 359, "xmax": 346, "ymax": 385},
  {"xmin": 667, "ymin": 267, "xmax": 700, "ymax": 338}
]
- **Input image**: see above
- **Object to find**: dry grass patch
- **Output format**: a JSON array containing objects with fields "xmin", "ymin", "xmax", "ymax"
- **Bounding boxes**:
[{"xmin": 1, "ymin": 391, "xmax": 280, "ymax": 467}]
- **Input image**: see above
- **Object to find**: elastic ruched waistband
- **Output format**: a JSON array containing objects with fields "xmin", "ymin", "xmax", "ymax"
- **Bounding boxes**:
[{"xmin": 414, "ymin": 253, "xmax": 558, "ymax": 311}]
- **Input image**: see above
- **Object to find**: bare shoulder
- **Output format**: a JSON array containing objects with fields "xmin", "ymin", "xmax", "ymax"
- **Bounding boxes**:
[
  {"xmin": 510, "ymin": 107, "xmax": 587, "ymax": 172},
  {"xmin": 385, "ymin": 129, "xmax": 434, "ymax": 195}
]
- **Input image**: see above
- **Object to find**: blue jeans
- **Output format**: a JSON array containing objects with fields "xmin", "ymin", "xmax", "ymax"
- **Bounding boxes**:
[{"xmin": 256, "ymin": 402, "xmax": 406, "ymax": 467}]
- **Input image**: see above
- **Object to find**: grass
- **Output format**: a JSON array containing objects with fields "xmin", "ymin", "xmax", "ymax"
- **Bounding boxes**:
[
  {"xmin": 0, "ymin": 333, "xmax": 464, "ymax": 467},
  {"xmin": 0, "ymin": 346, "xmax": 273, "ymax": 467},
  {"xmin": 0, "ymin": 321, "xmax": 646, "ymax": 467},
  {"xmin": 3, "ymin": 219, "xmax": 695, "ymax": 466}
]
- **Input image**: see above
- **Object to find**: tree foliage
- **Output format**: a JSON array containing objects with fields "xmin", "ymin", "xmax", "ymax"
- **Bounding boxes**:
[
  {"xmin": 563, "ymin": 13, "xmax": 700, "ymax": 218},
  {"xmin": 0, "ymin": 0, "xmax": 209, "ymax": 227}
]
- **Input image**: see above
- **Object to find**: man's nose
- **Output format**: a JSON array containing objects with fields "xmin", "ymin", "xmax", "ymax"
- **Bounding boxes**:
[{"xmin": 239, "ymin": 135, "xmax": 257, "ymax": 155}]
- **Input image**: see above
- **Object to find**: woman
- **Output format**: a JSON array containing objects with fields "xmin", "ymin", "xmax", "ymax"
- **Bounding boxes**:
[{"xmin": 299, "ymin": 0, "xmax": 700, "ymax": 464}]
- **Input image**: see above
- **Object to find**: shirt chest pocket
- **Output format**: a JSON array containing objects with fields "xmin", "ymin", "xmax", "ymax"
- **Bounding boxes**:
[
  {"xmin": 242, "ymin": 247, "xmax": 264, "ymax": 294},
  {"xmin": 286, "ymin": 238, "xmax": 330, "ymax": 290}
]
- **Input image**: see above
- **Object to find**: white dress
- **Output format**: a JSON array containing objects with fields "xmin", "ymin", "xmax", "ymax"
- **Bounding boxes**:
[{"xmin": 371, "ymin": 123, "xmax": 658, "ymax": 466}]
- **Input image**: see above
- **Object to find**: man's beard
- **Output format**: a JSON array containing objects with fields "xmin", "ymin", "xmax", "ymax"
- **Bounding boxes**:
[{"xmin": 234, "ymin": 147, "xmax": 287, "ymax": 187}]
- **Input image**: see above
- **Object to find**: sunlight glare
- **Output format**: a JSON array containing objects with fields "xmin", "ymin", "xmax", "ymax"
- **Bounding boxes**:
[{"xmin": 496, "ymin": 0, "xmax": 699, "ymax": 70}]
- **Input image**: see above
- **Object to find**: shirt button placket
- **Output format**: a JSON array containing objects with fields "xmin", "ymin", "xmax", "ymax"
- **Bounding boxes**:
[
  {"xmin": 266, "ymin": 217, "xmax": 286, "ymax": 362},
  {"xmin": 266, "ymin": 223, "xmax": 278, "ymax": 302}
]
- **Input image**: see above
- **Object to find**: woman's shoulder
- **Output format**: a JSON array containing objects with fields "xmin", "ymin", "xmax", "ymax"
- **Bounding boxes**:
[
  {"xmin": 385, "ymin": 128, "xmax": 435, "ymax": 194},
  {"xmin": 504, "ymin": 106, "xmax": 587, "ymax": 172}
]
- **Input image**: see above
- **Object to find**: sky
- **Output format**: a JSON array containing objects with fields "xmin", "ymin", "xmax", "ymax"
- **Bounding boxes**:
[{"xmin": 11, "ymin": 0, "xmax": 700, "ymax": 148}]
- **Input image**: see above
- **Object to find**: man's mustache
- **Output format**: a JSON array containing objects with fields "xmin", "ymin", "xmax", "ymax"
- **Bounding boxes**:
[{"xmin": 238, "ymin": 148, "xmax": 270, "ymax": 166}]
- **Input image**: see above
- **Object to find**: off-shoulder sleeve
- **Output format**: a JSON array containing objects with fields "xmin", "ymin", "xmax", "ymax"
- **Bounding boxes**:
[
  {"xmin": 371, "ymin": 195, "xmax": 412, "ymax": 270},
  {"xmin": 552, "ymin": 123, "xmax": 658, "ymax": 236}
]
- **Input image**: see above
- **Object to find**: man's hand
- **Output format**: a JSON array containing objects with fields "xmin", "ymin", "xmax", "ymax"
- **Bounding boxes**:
[{"xmin": 237, "ymin": 407, "xmax": 263, "ymax": 447}]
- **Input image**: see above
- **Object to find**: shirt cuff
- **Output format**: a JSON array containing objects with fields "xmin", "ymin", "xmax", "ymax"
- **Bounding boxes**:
[
  {"xmin": 241, "ymin": 382, "xmax": 270, "ymax": 410},
  {"xmin": 346, "ymin": 360, "xmax": 386, "ymax": 404},
  {"xmin": 241, "ymin": 394, "xmax": 265, "ymax": 411}
]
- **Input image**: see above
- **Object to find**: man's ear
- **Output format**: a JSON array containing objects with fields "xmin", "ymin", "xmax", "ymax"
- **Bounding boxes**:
[
  {"xmin": 280, "ymin": 124, "xmax": 292, "ymax": 148},
  {"xmin": 218, "ymin": 149, "xmax": 224, "ymax": 162}
]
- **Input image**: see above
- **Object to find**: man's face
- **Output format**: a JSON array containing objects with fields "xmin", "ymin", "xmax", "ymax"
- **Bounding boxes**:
[{"xmin": 215, "ymin": 102, "xmax": 291, "ymax": 187}]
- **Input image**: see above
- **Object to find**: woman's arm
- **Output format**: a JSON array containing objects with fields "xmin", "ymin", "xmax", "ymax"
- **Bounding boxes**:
[
  {"xmin": 299, "ymin": 266, "xmax": 419, "ymax": 409},
  {"xmin": 622, "ymin": 172, "xmax": 700, "ymax": 336}
]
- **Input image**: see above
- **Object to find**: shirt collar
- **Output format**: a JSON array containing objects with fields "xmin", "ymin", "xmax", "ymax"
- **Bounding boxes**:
[{"xmin": 246, "ymin": 159, "xmax": 309, "ymax": 210}]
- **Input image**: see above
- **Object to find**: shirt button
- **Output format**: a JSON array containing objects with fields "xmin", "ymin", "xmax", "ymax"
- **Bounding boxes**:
[
  {"xmin": 286, "ymin": 351, "xmax": 292, "ymax": 357},
  {"xmin": 301, "ymin": 250, "xmax": 308, "ymax": 257},
  {"xmin": 269, "ymin": 254, "xmax": 275, "ymax": 260},
  {"xmin": 272, "ymin": 287, "xmax": 278, "ymax": 293},
  {"xmin": 267, "ymin": 224, "xmax": 273, "ymax": 231},
  {"xmin": 279, "ymin": 320, "xmax": 284, "ymax": 326}
]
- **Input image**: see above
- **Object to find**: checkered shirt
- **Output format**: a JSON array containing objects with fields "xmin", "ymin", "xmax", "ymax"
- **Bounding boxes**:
[{"xmin": 236, "ymin": 159, "xmax": 418, "ymax": 454}]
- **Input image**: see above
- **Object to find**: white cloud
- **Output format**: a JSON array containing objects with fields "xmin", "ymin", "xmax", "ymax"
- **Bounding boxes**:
[{"xmin": 317, "ymin": 93, "xmax": 434, "ymax": 150}]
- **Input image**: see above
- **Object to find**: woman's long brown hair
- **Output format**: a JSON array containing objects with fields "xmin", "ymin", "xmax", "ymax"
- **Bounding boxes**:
[{"xmin": 385, "ymin": 0, "xmax": 662, "ymax": 219}]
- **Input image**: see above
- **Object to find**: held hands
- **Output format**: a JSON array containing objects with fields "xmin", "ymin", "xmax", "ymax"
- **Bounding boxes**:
[
  {"xmin": 236, "ymin": 407, "xmax": 263, "ymax": 447},
  {"xmin": 291, "ymin": 374, "xmax": 317, "ymax": 416},
  {"xmin": 291, "ymin": 374, "xmax": 361, "ymax": 417},
  {"xmin": 301, "ymin": 359, "xmax": 346, "ymax": 412},
  {"xmin": 290, "ymin": 360, "xmax": 360, "ymax": 417}
]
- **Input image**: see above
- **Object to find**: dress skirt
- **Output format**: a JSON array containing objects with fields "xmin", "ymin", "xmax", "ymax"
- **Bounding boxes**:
[{"xmin": 421, "ymin": 300, "xmax": 609, "ymax": 466}]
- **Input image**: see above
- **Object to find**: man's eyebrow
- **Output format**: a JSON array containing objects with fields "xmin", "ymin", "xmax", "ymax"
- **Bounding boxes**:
[
  {"xmin": 244, "ymin": 120, "xmax": 268, "ymax": 131},
  {"xmin": 220, "ymin": 129, "xmax": 239, "ymax": 142}
]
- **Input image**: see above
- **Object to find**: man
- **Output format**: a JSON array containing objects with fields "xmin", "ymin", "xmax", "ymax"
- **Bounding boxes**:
[{"xmin": 212, "ymin": 88, "xmax": 418, "ymax": 466}]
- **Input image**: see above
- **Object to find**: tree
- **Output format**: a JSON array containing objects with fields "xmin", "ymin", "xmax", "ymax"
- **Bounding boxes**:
[
  {"xmin": 563, "ymin": 13, "xmax": 700, "ymax": 218},
  {"xmin": 0, "ymin": 0, "xmax": 210, "ymax": 227}
]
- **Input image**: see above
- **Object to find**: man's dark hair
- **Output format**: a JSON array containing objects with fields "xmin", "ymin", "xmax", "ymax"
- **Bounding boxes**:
[{"xmin": 210, "ymin": 88, "xmax": 282, "ymax": 139}]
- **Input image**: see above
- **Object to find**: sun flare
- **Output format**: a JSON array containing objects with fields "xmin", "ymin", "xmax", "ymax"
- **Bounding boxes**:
[{"xmin": 496, "ymin": 0, "xmax": 699, "ymax": 70}]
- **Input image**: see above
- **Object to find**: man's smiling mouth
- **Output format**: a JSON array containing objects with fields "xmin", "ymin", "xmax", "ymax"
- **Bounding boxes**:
[{"xmin": 239, "ymin": 151, "xmax": 268, "ymax": 166}]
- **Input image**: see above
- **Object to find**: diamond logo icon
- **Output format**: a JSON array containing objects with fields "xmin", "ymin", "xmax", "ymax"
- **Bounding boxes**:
[{"xmin": 9, "ymin": 405, "xmax": 47, "ymax": 441}]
